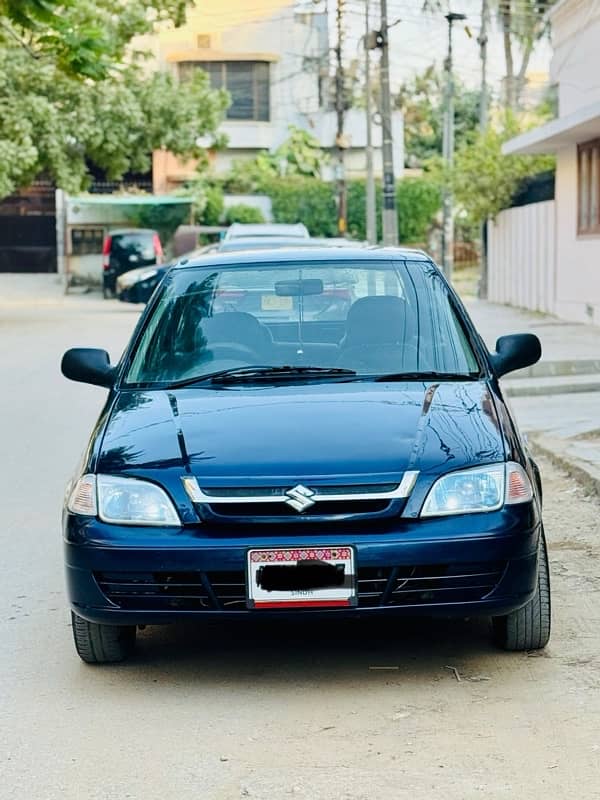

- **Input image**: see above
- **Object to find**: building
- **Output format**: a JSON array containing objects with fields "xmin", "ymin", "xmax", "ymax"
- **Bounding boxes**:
[
  {"xmin": 500, "ymin": 0, "xmax": 600, "ymax": 325},
  {"xmin": 134, "ymin": 0, "xmax": 403, "ymax": 191}
]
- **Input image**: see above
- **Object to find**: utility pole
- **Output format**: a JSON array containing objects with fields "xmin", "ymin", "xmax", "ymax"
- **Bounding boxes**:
[
  {"xmin": 441, "ymin": 10, "xmax": 466, "ymax": 281},
  {"xmin": 379, "ymin": 0, "xmax": 398, "ymax": 246},
  {"xmin": 335, "ymin": 0, "xmax": 348, "ymax": 236},
  {"xmin": 364, "ymin": 0, "xmax": 377, "ymax": 245},
  {"xmin": 477, "ymin": 0, "xmax": 490, "ymax": 298},
  {"xmin": 478, "ymin": 0, "xmax": 489, "ymax": 133}
]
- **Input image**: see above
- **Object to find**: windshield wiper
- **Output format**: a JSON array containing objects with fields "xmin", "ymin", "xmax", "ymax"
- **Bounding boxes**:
[
  {"xmin": 166, "ymin": 365, "xmax": 357, "ymax": 388},
  {"xmin": 374, "ymin": 371, "xmax": 481, "ymax": 382}
]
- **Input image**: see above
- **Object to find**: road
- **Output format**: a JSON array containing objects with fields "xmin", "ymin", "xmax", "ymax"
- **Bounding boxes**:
[{"xmin": 1, "ymin": 285, "xmax": 600, "ymax": 799}]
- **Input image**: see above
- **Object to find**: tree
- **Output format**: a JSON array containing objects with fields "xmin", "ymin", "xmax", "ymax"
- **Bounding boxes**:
[
  {"xmin": 497, "ymin": 0, "xmax": 557, "ymax": 111},
  {"xmin": 449, "ymin": 117, "xmax": 554, "ymax": 223},
  {"xmin": 0, "ymin": 33, "xmax": 228, "ymax": 197},
  {"xmin": 0, "ymin": 0, "xmax": 190, "ymax": 79},
  {"xmin": 396, "ymin": 65, "xmax": 481, "ymax": 166},
  {"xmin": 222, "ymin": 126, "xmax": 327, "ymax": 193}
]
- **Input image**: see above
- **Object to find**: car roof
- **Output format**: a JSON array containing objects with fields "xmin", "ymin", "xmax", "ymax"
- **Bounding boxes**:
[
  {"xmin": 175, "ymin": 245, "xmax": 432, "ymax": 270},
  {"xmin": 107, "ymin": 228, "xmax": 157, "ymax": 236},
  {"xmin": 224, "ymin": 223, "xmax": 309, "ymax": 240},
  {"xmin": 217, "ymin": 236, "xmax": 331, "ymax": 251}
]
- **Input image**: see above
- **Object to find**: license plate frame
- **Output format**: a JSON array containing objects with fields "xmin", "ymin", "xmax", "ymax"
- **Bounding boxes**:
[{"xmin": 246, "ymin": 546, "xmax": 356, "ymax": 609}]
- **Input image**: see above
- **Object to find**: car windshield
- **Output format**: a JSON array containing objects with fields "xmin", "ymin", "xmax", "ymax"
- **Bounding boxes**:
[{"xmin": 125, "ymin": 259, "xmax": 480, "ymax": 387}]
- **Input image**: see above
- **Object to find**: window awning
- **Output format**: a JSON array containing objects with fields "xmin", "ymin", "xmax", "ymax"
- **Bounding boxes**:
[
  {"xmin": 167, "ymin": 50, "xmax": 279, "ymax": 63},
  {"xmin": 503, "ymin": 101, "xmax": 600, "ymax": 155}
]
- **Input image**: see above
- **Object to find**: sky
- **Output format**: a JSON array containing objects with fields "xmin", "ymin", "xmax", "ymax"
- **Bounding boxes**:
[{"xmin": 321, "ymin": 0, "xmax": 553, "ymax": 98}]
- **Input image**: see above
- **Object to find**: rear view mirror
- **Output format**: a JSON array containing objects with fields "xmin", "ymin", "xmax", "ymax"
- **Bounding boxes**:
[
  {"xmin": 490, "ymin": 334, "xmax": 541, "ymax": 378},
  {"xmin": 61, "ymin": 348, "xmax": 116, "ymax": 388},
  {"xmin": 275, "ymin": 279, "xmax": 324, "ymax": 297}
]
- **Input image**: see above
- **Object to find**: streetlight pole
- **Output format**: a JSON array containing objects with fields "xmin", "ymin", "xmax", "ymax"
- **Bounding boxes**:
[
  {"xmin": 441, "ymin": 10, "xmax": 466, "ymax": 281},
  {"xmin": 379, "ymin": 0, "xmax": 398, "ymax": 246},
  {"xmin": 364, "ymin": 0, "xmax": 377, "ymax": 245}
]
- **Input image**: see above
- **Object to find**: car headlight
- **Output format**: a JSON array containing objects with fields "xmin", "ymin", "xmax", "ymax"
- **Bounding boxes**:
[
  {"xmin": 67, "ymin": 474, "xmax": 180, "ymax": 526},
  {"xmin": 420, "ymin": 462, "xmax": 533, "ymax": 517}
]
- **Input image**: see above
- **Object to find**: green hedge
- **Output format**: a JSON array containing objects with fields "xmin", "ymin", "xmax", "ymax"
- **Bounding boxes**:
[
  {"xmin": 263, "ymin": 176, "xmax": 440, "ymax": 243},
  {"xmin": 224, "ymin": 204, "xmax": 265, "ymax": 224},
  {"xmin": 264, "ymin": 177, "xmax": 338, "ymax": 237}
]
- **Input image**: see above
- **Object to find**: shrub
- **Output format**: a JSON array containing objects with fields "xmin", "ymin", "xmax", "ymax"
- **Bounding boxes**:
[
  {"xmin": 396, "ymin": 177, "xmax": 441, "ymax": 242},
  {"xmin": 128, "ymin": 203, "xmax": 190, "ymax": 247},
  {"xmin": 265, "ymin": 177, "xmax": 337, "ymax": 237},
  {"xmin": 200, "ymin": 184, "xmax": 225, "ymax": 225},
  {"xmin": 224, "ymin": 204, "xmax": 265, "ymax": 224}
]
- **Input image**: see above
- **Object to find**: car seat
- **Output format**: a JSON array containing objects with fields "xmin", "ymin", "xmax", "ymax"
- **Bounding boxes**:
[{"xmin": 337, "ymin": 296, "xmax": 422, "ymax": 372}]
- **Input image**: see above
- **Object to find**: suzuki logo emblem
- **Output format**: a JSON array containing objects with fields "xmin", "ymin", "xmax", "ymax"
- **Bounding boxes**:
[{"xmin": 284, "ymin": 484, "xmax": 316, "ymax": 513}]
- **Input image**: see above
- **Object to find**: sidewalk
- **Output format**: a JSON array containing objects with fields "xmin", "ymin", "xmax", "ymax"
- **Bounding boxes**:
[{"xmin": 465, "ymin": 299, "xmax": 600, "ymax": 495}]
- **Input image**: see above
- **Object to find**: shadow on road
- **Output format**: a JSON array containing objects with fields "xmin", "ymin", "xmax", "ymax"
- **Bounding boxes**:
[{"xmin": 106, "ymin": 615, "xmax": 501, "ymax": 685}]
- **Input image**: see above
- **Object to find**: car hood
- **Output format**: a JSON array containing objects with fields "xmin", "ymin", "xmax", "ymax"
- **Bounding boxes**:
[{"xmin": 97, "ymin": 382, "xmax": 505, "ymax": 486}]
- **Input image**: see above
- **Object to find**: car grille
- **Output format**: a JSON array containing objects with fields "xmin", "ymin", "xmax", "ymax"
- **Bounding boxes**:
[
  {"xmin": 191, "ymin": 481, "xmax": 411, "ymax": 524},
  {"xmin": 94, "ymin": 561, "xmax": 506, "ymax": 612},
  {"xmin": 357, "ymin": 561, "xmax": 507, "ymax": 607},
  {"xmin": 95, "ymin": 571, "xmax": 247, "ymax": 611}
]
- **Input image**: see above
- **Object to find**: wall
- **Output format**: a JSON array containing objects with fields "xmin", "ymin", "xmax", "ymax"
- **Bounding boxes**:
[
  {"xmin": 487, "ymin": 200, "xmax": 556, "ymax": 314},
  {"xmin": 551, "ymin": 0, "xmax": 600, "ymax": 115},
  {"xmin": 553, "ymin": 146, "xmax": 600, "ymax": 324}
]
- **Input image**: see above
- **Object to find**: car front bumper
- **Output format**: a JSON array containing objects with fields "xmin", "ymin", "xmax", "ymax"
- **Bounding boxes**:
[{"xmin": 64, "ymin": 504, "xmax": 541, "ymax": 625}]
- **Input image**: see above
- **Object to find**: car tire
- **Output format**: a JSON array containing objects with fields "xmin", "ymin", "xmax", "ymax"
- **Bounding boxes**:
[
  {"xmin": 492, "ymin": 529, "xmax": 551, "ymax": 651},
  {"xmin": 71, "ymin": 611, "xmax": 136, "ymax": 664}
]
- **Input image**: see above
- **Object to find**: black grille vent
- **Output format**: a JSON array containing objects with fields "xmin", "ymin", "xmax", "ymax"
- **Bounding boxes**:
[
  {"xmin": 357, "ymin": 561, "xmax": 507, "ymax": 607},
  {"xmin": 95, "ymin": 561, "xmax": 505, "ymax": 612},
  {"xmin": 206, "ymin": 500, "xmax": 390, "ymax": 518}
]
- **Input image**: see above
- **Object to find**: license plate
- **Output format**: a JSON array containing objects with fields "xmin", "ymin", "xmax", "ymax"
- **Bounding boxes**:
[
  {"xmin": 261, "ymin": 294, "xmax": 293, "ymax": 311},
  {"xmin": 247, "ymin": 547, "xmax": 356, "ymax": 609}
]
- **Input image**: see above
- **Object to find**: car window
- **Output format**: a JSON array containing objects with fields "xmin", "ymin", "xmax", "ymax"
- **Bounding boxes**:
[{"xmin": 125, "ymin": 260, "xmax": 480, "ymax": 385}]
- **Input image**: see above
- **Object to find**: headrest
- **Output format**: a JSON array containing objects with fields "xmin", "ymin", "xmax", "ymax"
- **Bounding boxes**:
[{"xmin": 343, "ymin": 296, "xmax": 409, "ymax": 346}]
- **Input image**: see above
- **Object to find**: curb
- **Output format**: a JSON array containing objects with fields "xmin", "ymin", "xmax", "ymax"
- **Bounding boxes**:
[
  {"xmin": 530, "ymin": 435, "xmax": 600, "ymax": 497},
  {"xmin": 505, "ymin": 380, "xmax": 600, "ymax": 398}
]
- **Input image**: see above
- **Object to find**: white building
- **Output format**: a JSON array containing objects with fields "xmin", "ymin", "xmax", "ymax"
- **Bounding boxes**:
[
  {"xmin": 498, "ymin": 0, "xmax": 600, "ymax": 325},
  {"xmin": 135, "ymin": 0, "xmax": 403, "ymax": 191}
]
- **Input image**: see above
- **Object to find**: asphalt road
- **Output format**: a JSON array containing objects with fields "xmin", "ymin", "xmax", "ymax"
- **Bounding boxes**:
[{"xmin": 1, "ymin": 289, "xmax": 599, "ymax": 799}]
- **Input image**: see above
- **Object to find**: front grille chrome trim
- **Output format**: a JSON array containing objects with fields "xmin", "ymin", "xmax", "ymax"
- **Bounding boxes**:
[{"xmin": 181, "ymin": 471, "xmax": 419, "ymax": 506}]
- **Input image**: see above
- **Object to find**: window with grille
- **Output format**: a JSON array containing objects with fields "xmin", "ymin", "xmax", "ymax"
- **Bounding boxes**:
[
  {"xmin": 179, "ymin": 61, "xmax": 270, "ymax": 122},
  {"xmin": 578, "ymin": 139, "xmax": 600, "ymax": 235}
]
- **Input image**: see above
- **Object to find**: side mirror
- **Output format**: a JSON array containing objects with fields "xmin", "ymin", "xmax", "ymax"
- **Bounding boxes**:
[
  {"xmin": 61, "ymin": 348, "xmax": 116, "ymax": 388},
  {"xmin": 490, "ymin": 334, "xmax": 541, "ymax": 378}
]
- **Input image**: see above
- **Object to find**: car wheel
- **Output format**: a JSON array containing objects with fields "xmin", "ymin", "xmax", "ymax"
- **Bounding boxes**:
[
  {"xmin": 71, "ymin": 611, "xmax": 136, "ymax": 664},
  {"xmin": 492, "ymin": 528, "xmax": 551, "ymax": 651}
]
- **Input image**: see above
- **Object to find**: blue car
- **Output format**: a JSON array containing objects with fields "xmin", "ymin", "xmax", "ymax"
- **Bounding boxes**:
[{"xmin": 61, "ymin": 247, "xmax": 550, "ymax": 663}]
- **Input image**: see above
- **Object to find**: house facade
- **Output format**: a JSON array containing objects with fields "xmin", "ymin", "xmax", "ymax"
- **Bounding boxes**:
[
  {"xmin": 133, "ymin": 0, "xmax": 403, "ymax": 191},
  {"xmin": 502, "ymin": 0, "xmax": 600, "ymax": 325}
]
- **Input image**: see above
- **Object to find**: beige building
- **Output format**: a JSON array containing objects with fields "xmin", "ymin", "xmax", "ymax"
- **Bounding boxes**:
[
  {"xmin": 501, "ymin": 0, "xmax": 600, "ymax": 325},
  {"xmin": 133, "ymin": 0, "xmax": 403, "ymax": 191}
]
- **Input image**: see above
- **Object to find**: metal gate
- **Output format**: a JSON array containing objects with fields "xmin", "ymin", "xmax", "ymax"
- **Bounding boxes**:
[{"xmin": 0, "ymin": 182, "xmax": 57, "ymax": 272}]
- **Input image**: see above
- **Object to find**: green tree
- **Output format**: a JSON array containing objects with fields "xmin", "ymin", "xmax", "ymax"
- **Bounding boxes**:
[
  {"xmin": 222, "ymin": 126, "xmax": 327, "ymax": 193},
  {"xmin": 0, "ymin": 0, "xmax": 190, "ymax": 80},
  {"xmin": 450, "ymin": 119, "xmax": 554, "ymax": 223},
  {"xmin": 0, "ymin": 46, "xmax": 228, "ymax": 198},
  {"xmin": 396, "ymin": 65, "xmax": 481, "ymax": 167}
]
